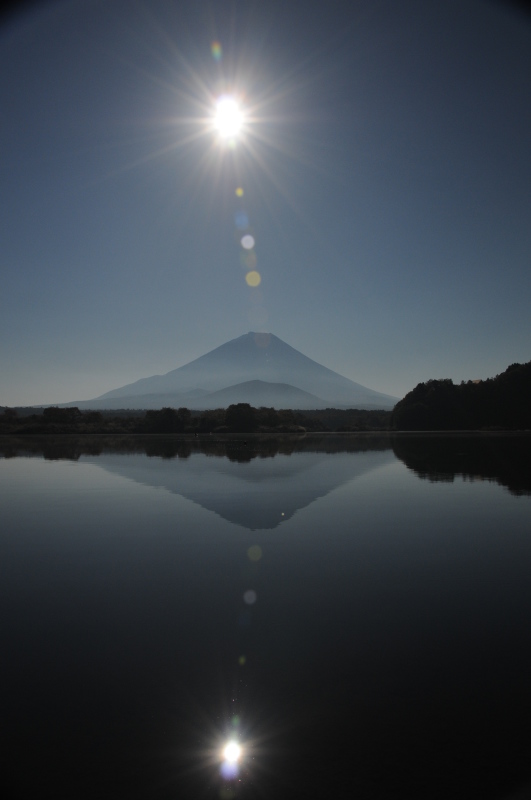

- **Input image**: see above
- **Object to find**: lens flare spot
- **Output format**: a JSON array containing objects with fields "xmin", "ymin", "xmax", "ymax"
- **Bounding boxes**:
[
  {"xmin": 243, "ymin": 589, "xmax": 257, "ymax": 605},
  {"xmin": 211, "ymin": 41, "xmax": 222, "ymax": 61},
  {"xmin": 254, "ymin": 332, "xmax": 271, "ymax": 348},
  {"xmin": 246, "ymin": 270, "xmax": 261, "ymax": 287},
  {"xmin": 235, "ymin": 187, "xmax": 244, "ymax": 197},
  {"xmin": 238, "ymin": 655, "xmax": 246, "ymax": 666},
  {"xmin": 248, "ymin": 545, "xmax": 262, "ymax": 561},
  {"xmin": 215, "ymin": 96, "xmax": 243, "ymax": 140},
  {"xmin": 241, "ymin": 234, "xmax": 255, "ymax": 250}
]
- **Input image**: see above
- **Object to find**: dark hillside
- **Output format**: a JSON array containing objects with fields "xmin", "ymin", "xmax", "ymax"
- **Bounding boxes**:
[{"xmin": 391, "ymin": 361, "xmax": 531, "ymax": 430}]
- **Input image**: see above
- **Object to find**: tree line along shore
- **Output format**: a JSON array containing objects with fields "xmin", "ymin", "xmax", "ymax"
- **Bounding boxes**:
[
  {"xmin": 1, "ymin": 360, "xmax": 529, "ymax": 434},
  {"xmin": 0, "ymin": 405, "xmax": 391, "ymax": 435}
]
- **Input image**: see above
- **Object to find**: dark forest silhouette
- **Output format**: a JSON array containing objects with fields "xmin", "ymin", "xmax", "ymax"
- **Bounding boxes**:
[
  {"xmin": 0, "ymin": 403, "xmax": 391, "ymax": 434},
  {"xmin": 391, "ymin": 361, "xmax": 531, "ymax": 430}
]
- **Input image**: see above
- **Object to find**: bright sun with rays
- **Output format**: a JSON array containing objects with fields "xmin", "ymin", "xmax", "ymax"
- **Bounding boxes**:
[{"xmin": 214, "ymin": 95, "xmax": 244, "ymax": 140}]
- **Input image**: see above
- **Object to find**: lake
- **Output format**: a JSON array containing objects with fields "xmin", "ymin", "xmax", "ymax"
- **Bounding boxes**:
[{"xmin": 1, "ymin": 434, "xmax": 531, "ymax": 800}]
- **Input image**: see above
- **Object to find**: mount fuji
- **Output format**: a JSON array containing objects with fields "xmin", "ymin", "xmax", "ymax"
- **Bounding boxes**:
[{"xmin": 68, "ymin": 333, "xmax": 398, "ymax": 410}]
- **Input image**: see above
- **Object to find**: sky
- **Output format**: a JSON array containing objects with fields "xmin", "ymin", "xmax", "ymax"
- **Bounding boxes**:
[{"xmin": 1, "ymin": 0, "xmax": 530, "ymax": 406}]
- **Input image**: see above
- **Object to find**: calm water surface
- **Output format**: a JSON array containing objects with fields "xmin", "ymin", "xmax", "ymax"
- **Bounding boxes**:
[{"xmin": 1, "ymin": 434, "xmax": 530, "ymax": 800}]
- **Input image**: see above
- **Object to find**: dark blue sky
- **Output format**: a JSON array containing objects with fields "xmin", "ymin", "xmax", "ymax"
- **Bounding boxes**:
[{"xmin": 1, "ymin": 0, "xmax": 530, "ymax": 405}]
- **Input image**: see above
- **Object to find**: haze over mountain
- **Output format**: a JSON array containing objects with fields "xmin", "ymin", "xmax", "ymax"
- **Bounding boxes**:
[
  {"xmin": 69, "ymin": 333, "xmax": 398, "ymax": 410},
  {"xmin": 199, "ymin": 380, "xmax": 324, "ymax": 409}
]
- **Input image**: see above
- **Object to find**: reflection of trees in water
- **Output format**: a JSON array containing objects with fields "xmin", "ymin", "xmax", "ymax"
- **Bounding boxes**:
[
  {"xmin": 144, "ymin": 440, "xmax": 193, "ymax": 460},
  {"xmin": 0, "ymin": 434, "xmax": 393, "ymax": 463},
  {"xmin": 392, "ymin": 434, "xmax": 531, "ymax": 496},
  {"xmin": 3, "ymin": 435, "xmax": 530, "ymax": 494}
]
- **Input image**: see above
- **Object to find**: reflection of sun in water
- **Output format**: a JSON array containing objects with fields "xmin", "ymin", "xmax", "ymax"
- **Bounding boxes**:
[
  {"xmin": 214, "ymin": 95, "xmax": 244, "ymax": 140},
  {"xmin": 223, "ymin": 741, "xmax": 242, "ymax": 763},
  {"xmin": 220, "ymin": 739, "xmax": 242, "ymax": 780}
]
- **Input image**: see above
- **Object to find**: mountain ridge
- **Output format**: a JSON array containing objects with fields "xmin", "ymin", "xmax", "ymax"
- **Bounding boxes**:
[{"xmin": 68, "ymin": 333, "xmax": 398, "ymax": 410}]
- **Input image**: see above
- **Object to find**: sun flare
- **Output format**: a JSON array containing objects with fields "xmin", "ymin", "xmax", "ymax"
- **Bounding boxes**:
[{"xmin": 214, "ymin": 95, "xmax": 244, "ymax": 140}]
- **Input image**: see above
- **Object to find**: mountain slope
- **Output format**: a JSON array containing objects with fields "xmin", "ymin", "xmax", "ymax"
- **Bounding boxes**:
[
  {"xmin": 74, "ymin": 333, "xmax": 398, "ymax": 409},
  {"xmin": 196, "ymin": 380, "xmax": 324, "ymax": 409}
]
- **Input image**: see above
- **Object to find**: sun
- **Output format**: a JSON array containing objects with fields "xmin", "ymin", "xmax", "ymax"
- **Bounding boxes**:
[{"xmin": 214, "ymin": 95, "xmax": 244, "ymax": 140}]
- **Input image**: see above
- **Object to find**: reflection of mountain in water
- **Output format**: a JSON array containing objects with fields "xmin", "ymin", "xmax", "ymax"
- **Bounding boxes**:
[
  {"xmin": 83, "ymin": 447, "xmax": 395, "ymax": 530},
  {"xmin": 2, "ymin": 433, "xmax": 530, "ymax": 506},
  {"xmin": 0, "ymin": 434, "xmax": 393, "ymax": 530},
  {"xmin": 392, "ymin": 434, "xmax": 531, "ymax": 496}
]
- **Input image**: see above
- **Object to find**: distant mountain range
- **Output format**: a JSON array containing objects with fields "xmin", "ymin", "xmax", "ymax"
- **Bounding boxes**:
[{"xmin": 67, "ymin": 332, "xmax": 399, "ymax": 410}]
